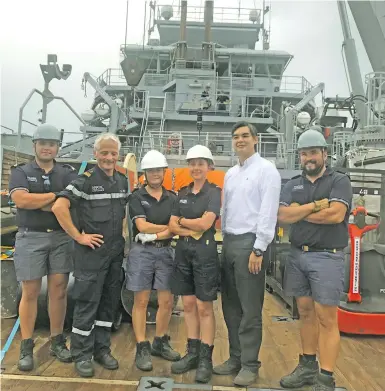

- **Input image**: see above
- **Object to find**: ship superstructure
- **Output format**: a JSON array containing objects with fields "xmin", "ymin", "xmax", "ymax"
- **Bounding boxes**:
[{"xmin": 56, "ymin": 0, "xmax": 322, "ymax": 171}]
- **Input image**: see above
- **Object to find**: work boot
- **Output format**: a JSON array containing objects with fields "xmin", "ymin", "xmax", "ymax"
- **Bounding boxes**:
[
  {"xmin": 195, "ymin": 343, "xmax": 214, "ymax": 383},
  {"xmin": 213, "ymin": 357, "xmax": 241, "ymax": 375},
  {"xmin": 94, "ymin": 352, "xmax": 119, "ymax": 370},
  {"xmin": 233, "ymin": 368, "xmax": 258, "ymax": 387},
  {"xmin": 311, "ymin": 373, "xmax": 336, "ymax": 391},
  {"xmin": 280, "ymin": 354, "xmax": 319, "ymax": 388},
  {"xmin": 18, "ymin": 338, "xmax": 35, "ymax": 371},
  {"xmin": 151, "ymin": 334, "xmax": 181, "ymax": 361},
  {"xmin": 75, "ymin": 360, "xmax": 94, "ymax": 377},
  {"xmin": 135, "ymin": 341, "xmax": 153, "ymax": 371},
  {"xmin": 171, "ymin": 338, "xmax": 200, "ymax": 374},
  {"xmin": 50, "ymin": 334, "xmax": 72, "ymax": 363}
]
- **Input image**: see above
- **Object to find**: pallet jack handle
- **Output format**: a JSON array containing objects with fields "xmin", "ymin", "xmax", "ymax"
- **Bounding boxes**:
[{"xmin": 348, "ymin": 206, "xmax": 380, "ymax": 303}]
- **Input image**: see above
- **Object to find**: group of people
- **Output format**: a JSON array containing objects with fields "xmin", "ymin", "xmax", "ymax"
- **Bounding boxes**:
[{"xmin": 9, "ymin": 120, "xmax": 352, "ymax": 391}]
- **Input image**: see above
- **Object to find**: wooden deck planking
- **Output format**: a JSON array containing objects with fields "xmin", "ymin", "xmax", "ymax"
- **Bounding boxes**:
[{"xmin": 1, "ymin": 292, "xmax": 385, "ymax": 391}]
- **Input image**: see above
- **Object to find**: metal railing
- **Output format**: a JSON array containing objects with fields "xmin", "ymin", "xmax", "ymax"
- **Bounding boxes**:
[
  {"xmin": 156, "ymin": 4, "xmax": 262, "ymax": 25},
  {"xmin": 97, "ymin": 68, "xmax": 126, "ymax": 86},
  {"xmin": 95, "ymin": 67, "xmax": 313, "ymax": 98},
  {"xmin": 163, "ymin": 92, "xmax": 273, "ymax": 119},
  {"xmin": 120, "ymin": 131, "xmax": 286, "ymax": 165},
  {"xmin": 365, "ymin": 72, "xmax": 385, "ymax": 129}
]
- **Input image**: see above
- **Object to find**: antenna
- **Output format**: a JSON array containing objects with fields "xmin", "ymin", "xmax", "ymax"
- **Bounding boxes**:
[{"xmin": 124, "ymin": 0, "xmax": 129, "ymax": 49}]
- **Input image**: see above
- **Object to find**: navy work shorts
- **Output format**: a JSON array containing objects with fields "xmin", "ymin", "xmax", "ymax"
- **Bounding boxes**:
[
  {"xmin": 283, "ymin": 246, "xmax": 345, "ymax": 306},
  {"xmin": 170, "ymin": 237, "xmax": 219, "ymax": 302}
]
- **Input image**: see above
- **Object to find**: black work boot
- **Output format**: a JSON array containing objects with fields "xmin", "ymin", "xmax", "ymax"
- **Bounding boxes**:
[
  {"xmin": 135, "ymin": 341, "xmax": 153, "ymax": 371},
  {"xmin": 50, "ymin": 334, "xmax": 72, "ymax": 363},
  {"xmin": 171, "ymin": 338, "xmax": 200, "ymax": 374},
  {"xmin": 151, "ymin": 335, "xmax": 181, "ymax": 362},
  {"xmin": 311, "ymin": 372, "xmax": 336, "ymax": 391},
  {"xmin": 195, "ymin": 342, "xmax": 214, "ymax": 383},
  {"xmin": 18, "ymin": 338, "xmax": 35, "ymax": 371},
  {"xmin": 75, "ymin": 360, "xmax": 94, "ymax": 377},
  {"xmin": 94, "ymin": 352, "xmax": 119, "ymax": 370},
  {"xmin": 280, "ymin": 354, "xmax": 319, "ymax": 388}
]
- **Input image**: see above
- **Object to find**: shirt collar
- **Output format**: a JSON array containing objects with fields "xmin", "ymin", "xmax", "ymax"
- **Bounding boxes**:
[
  {"xmin": 95, "ymin": 165, "xmax": 117, "ymax": 182},
  {"xmin": 31, "ymin": 159, "xmax": 57, "ymax": 173},
  {"xmin": 139, "ymin": 185, "xmax": 169, "ymax": 200},
  {"xmin": 187, "ymin": 180, "xmax": 210, "ymax": 194},
  {"xmin": 301, "ymin": 166, "xmax": 333, "ymax": 181},
  {"xmin": 238, "ymin": 152, "xmax": 260, "ymax": 167}
]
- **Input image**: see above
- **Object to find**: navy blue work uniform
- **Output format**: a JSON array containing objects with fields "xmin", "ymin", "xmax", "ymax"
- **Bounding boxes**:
[
  {"xmin": 279, "ymin": 167, "xmax": 353, "ymax": 306},
  {"xmin": 170, "ymin": 180, "xmax": 221, "ymax": 302},
  {"xmin": 126, "ymin": 186, "xmax": 176, "ymax": 291},
  {"xmin": 9, "ymin": 160, "xmax": 78, "ymax": 281},
  {"xmin": 57, "ymin": 165, "xmax": 129, "ymax": 362}
]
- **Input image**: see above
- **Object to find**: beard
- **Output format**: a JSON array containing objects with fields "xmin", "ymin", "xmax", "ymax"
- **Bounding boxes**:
[{"xmin": 302, "ymin": 160, "xmax": 324, "ymax": 176}]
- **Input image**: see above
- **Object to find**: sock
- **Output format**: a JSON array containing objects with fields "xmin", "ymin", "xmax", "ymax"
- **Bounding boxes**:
[
  {"xmin": 321, "ymin": 368, "xmax": 333, "ymax": 377},
  {"xmin": 303, "ymin": 354, "xmax": 316, "ymax": 361}
]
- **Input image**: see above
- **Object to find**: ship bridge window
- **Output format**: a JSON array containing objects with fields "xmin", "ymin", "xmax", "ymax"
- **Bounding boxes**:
[
  {"xmin": 254, "ymin": 64, "xmax": 268, "ymax": 77},
  {"xmin": 268, "ymin": 64, "xmax": 283, "ymax": 79}
]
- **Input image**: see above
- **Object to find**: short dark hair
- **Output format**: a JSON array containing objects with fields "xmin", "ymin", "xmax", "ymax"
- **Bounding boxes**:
[{"xmin": 231, "ymin": 121, "xmax": 258, "ymax": 137}]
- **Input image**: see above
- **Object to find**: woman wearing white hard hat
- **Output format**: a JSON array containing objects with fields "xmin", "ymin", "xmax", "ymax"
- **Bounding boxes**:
[
  {"xmin": 168, "ymin": 144, "xmax": 221, "ymax": 383},
  {"xmin": 126, "ymin": 150, "xmax": 180, "ymax": 371}
]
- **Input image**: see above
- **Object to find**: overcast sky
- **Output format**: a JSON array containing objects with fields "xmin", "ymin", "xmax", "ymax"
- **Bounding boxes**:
[{"xmin": 0, "ymin": 0, "xmax": 373, "ymax": 146}]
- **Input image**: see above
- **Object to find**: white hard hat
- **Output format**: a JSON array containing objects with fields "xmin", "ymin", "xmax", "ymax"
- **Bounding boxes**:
[
  {"xmin": 140, "ymin": 150, "xmax": 168, "ymax": 170},
  {"xmin": 186, "ymin": 145, "xmax": 214, "ymax": 163}
]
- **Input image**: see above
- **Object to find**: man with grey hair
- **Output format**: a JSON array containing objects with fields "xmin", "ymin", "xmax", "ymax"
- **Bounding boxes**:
[
  {"xmin": 52, "ymin": 133, "xmax": 129, "ymax": 377},
  {"xmin": 214, "ymin": 121, "xmax": 281, "ymax": 386}
]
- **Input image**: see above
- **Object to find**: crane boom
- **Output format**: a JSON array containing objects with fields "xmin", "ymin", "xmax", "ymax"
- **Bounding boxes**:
[
  {"xmin": 347, "ymin": 0, "xmax": 385, "ymax": 73},
  {"xmin": 337, "ymin": 0, "xmax": 368, "ymax": 127}
]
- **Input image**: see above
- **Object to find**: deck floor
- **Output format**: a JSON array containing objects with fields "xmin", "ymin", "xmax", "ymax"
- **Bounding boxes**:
[{"xmin": 1, "ymin": 292, "xmax": 384, "ymax": 391}]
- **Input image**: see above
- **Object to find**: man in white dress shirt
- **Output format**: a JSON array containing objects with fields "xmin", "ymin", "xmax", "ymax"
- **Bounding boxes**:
[{"xmin": 213, "ymin": 121, "xmax": 281, "ymax": 386}]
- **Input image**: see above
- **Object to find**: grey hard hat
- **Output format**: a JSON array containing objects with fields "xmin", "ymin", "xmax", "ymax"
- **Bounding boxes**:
[
  {"xmin": 297, "ymin": 128, "xmax": 327, "ymax": 150},
  {"xmin": 32, "ymin": 123, "xmax": 61, "ymax": 143}
]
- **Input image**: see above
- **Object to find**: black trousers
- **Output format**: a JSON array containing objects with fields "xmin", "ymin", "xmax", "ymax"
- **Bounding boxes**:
[
  {"xmin": 70, "ymin": 241, "xmax": 124, "ymax": 362},
  {"xmin": 220, "ymin": 233, "xmax": 266, "ymax": 372}
]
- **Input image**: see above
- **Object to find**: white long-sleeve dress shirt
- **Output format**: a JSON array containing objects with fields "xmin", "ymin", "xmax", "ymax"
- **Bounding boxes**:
[{"xmin": 221, "ymin": 152, "xmax": 282, "ymax": 251}]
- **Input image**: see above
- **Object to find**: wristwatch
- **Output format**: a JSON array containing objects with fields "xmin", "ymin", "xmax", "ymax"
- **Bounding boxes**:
[{"xmin": 252, "ymin": 248, "xmax": 263, "ymax": 257}]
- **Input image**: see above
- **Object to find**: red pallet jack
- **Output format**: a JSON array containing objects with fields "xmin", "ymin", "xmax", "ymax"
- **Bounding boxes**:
[{"xmin": 337, "ymin": 205, "xmax": 385, "ymax": 335}]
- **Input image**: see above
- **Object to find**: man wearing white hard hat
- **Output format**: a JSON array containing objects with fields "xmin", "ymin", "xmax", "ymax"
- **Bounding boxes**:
[
  {"xmin": 126, "ymin": 150, "xmax": 180, "ymax": 371},
  {"xmin": 168, "ymin": 144, "xmax": 221, "ymax": 384}
]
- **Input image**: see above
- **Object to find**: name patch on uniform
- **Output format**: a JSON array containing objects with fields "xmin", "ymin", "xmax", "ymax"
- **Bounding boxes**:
[
  {"xmin": 179, "ymin": 199, "xmax": 187, "ymax": 204},
  {"xmin": 92, "ymin": 185, "xmax": 105, "ymax": 192},
  {"xmin": 141, "ymin": 200, "xmax": 150, "ymax": 206},
  {"xmin": 27, "ymin": 176, "xmax": 37, "ymax": 182},
  {"xmin": 293, "ymin": 185, "xmax": 304, "ymax": 190}
]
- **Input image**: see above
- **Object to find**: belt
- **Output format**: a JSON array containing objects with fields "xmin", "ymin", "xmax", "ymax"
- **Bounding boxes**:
[
  {"xmin": 180, "ymin": 236, "xmax": 212, "ymax": 245},
  {"xmin": 144, "ymin": 240, "xmax": 171, "ymax": 248},
  {"xmin": 299, "ymin": 245, "xmax": 343, "ymax": 254},
  {"xmin": 19, "ymin": 227, "xmax": 63, "ymax": 233}
]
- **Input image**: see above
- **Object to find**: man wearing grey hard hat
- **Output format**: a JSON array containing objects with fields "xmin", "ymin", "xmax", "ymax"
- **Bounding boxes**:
[
  {"xmin": 9, "ymin": 123, "xmax": 78, "ymax": 371},
  {"xmin": 278, "ymin": 126, "xmax": 352, "ymax": 391}
]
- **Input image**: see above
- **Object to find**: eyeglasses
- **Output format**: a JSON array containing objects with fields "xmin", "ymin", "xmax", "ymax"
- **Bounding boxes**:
[{"xmin": 42, "ymin": 175, "xmax": 51, "ymax": 192}]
